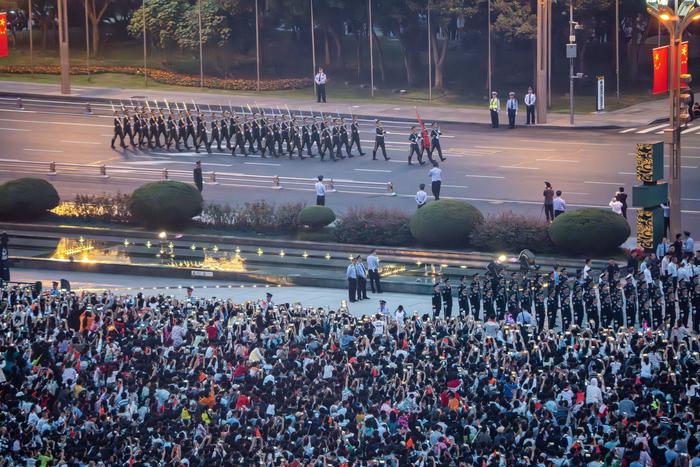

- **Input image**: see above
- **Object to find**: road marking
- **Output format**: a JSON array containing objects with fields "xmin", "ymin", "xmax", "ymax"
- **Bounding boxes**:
[
  {"xmin": 61, "ymin": 140, "xmax": 101, "ymax": 145},
  {"xmin": 23, "ymin": 148, "xmax": 63, "ymax": 153},
  {"xmin": 584, "ymin": 181, "xmax": 624, "ymax": 185},
  {"xmin": 663, "ymin": 164, "xmax": 698, "ymax": 169},
  {"xmin": 498, "ymin": 165, "xmax": 540, "ymax": 170},
  {"xmin": 0, "ymin": 127, "xmax": 30, "ymax": 132},
  {"xmin": 476, "ymin": 145, "xmax": 555, "ymax": 152},
  {"xmin": 520, "ymin": 139, "xmax": 611, "ymax": 147},
  {"xmin": 354, "ymin": 168, "xmax": 392, "ymax": 173},
  {"xmin": 464, "ymin": 174, "xmax": 505, "ymax": 179},
  {"xmin": 682, "ymin": 155, "xmax": 700, "ymax": 159},
  {"xmin": 682, "ymin": 198, "xmax": 700, "ymax": 201},
  {"xmin": 620, "ymin": 128, "xmax": 638, "ymax": 133},
  {"xmin": 442, "ymin": 184, "xmax": 469, "ymax": 189},
  {"xmin": 681, "ymin": 126, "xmax": 700, "ymax": 135},
  {"xmin": 244, "ymin": 162, "xmax": 281, "ymax": 166},
  {"xmin": 566, "ymin": 192, "xmax": 589, "ymax": 195},
  {"xmin": 637, "ymin": 123, "xmax": 668, "ymax": 134},
  {"xmin": 535, "ymin": 158, "xmax": 579, "ymax": 163},
  {"xmin": 618, "ymin": 172, "xmax": 636, "ymax": 175}
]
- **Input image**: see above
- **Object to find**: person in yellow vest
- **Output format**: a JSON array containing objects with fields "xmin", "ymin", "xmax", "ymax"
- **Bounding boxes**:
[{"xmin": 489, "ymin": 91, "xmax": 500, "ymax": 128}]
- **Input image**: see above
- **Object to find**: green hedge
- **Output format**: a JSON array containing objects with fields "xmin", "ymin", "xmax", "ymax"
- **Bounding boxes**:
[
  {"xmin": 470, "ymin": 211, "xmax": 556, "ymax": 254},
  {"xmin": 409, "ymin": 200, "xmax": 483, "ymax": 247},
  {"xmin": 0, "ymin": 178, "xmax": 60, "ymax": 220},
  {"xmin": 128, "ymin": 181, "xmax": 203, "ymax": 228},
  {"xmin": 334, "ymin": 207, "xmax": 413, "ymax": 246},
  {"xmin": 298, "ymin": 205, "xmax": 336, "ymax": 230},
  {"xmin": 548, "ymin": 208, "xmax": 630, "ymax": 254}
]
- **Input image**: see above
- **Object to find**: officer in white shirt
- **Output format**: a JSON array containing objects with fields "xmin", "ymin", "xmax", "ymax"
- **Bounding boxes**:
[
  {"xmin": 415, "ymin": 183, "xmax": 428, "ymax": 208},
  {"xmin": 314, "ymin": 67, "xmax": 327, "ymax": 103},
  {"xmin": 506, "ymin": 92, "xmax": 518, "ymax": 128},
  {"xmin": 315, "ymin": 175, "xmax": 326, "ymax": 206},
  {"xmin": 367, "ymin": 249, "xmax": 382, "ymax": 293},
  {"xmin": 524, "ymin": 86, "xmax": 536, "ymax": 124},
  {"xmin": 428, "ymin": 161, "xmax": 442, "ymax": 200}
]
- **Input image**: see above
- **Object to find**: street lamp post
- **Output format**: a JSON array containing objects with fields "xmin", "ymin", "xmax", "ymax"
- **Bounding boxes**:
[
  {"xmin": 57, "ymin": 0, "xmax": 70, "ymax": 94},
  {"xmin": 143, "ymin": 0, "xmax": 147, "ymax": 87},
  {"xmin": 428, "ymin": 0, "xmax": 432, "ymax": 100},
  {"xmin": 645, "ymin": 0, "xmax": 700, "ymax": 235},
  {"xmin": 198, "ymin": 0, "xmax": 204, "ymax": 88},
  {"xmin": 310, "ymin": 0, "xmax": 316, "ymax": 97},
  {"xmin": 368, "ymin": 0, "xmax": 374, "ymax": 98},
  {"xmin": 255, "ymin": 0, "xmax": 260, "ymax": 93},
  {"xmin": 28, "ymin": 0, "xmax": 33, "ymax": 76},
  {"xmin": 85, "ymin": 0, "xmax": 90, "ymax": 81}
]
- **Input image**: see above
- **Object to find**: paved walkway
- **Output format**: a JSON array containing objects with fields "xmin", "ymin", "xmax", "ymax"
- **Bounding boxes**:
[
  {"xmin": 0, "ymin": 79, "xmax": 667, "ymax": 129},
  {"xmin": 11, "ymin": 268, "xmax": 429, "ymax": 318}
]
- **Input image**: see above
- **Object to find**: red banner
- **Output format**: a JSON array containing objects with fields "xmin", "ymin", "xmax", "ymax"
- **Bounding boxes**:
[
  {"xmin": 653, "ymin": 45, "xmax": 669, "ymax": 95},
  {"xmin": 681, "ymin": 41, "xmax": 689, "ymax": 75},
  {"xmin": 0, "ymin": 13, "xmax": 8, "ymax": 58},
  {"xmin": 415, "ymin": 109, "xmax": 430, "ymax": 151}
]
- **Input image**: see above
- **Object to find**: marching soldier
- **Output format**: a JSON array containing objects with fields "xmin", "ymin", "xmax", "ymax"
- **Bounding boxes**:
[
  {"xmin": 209, "ymin": 113, "xmax": 222, "ymax": 152},
  {"xmin": 691, "ymin": 282, "xmax": 700, "ymax": 334},
  {"xmin": 272, "ymin": 116, "xmax": 283, "ymax": 157},
  {"xmin": 652, "ymin": 294, "xmax": 664, "ymax": 329},
  {"xmin": 251, "ymin": 114, "xmax": 262, "ymax": 153},
  {"xmin": 599, "ymin": 283, "xmax": 612, "ymax": 328},
  {"xmin": 220, "ymin": 112, "xmax": 231, "ymax": 150},
  {"xmin": 572, "ymin": 284, "xmax": 584, "ymax": 327},
  {"xmin": 372, "ymin": 120, "xmax": 389, "ymax": 161},
  {"xmin": 560, "ymin": 278, "xmax": 572, "ymax": 330},
  {"xmin": 166, "ymin": 112, "xmax": 179, "ymax": 151},
  {"xmin": 612, "ymin": 285, "xmax": 624, "ymax": 329},
  {"xmin": 149, "ymin": 111, "xmax": 159, "ymax": 148},
  {"xmin": 196, "ymin": 112, "xmax": 210, "ymax": 154},
  {"xmin": 408, "ymin": 126, "xmax": 424, "ymax": 166},
  {"xmin": 664, "ymin": 276, "xmax": 676, "ymax": 326},
  {"xmin": 331, "ymin": 118, "xmax": 344, "ymax": 160},
  {"xmin": 123, "ymin": 110, "xmax": 135, "ymax": 147},
  {"xmin": 281, "ymin": 116, "xmax": 291, "ymax": 154},
  {"xmin": 178, "ymin": 112, "xmax": 189, "ymax": 150},
  {"xmin": 157, "ymin": 110, "xmax": 167, "ymax": 147},
  {"xmin": 428, "ymin": 121, "xmax": 446, "ymax": 162},
  {"xmin": 458, "ymin": 276, "xmax": 469, "ymax": 317},
  {"xmin": 186, "ymin": 111, "xmax": 197, "ymax": 150},
  {"xmin": 310, "ymin": 117, "xmax": 322, "ymax": 156},
  {"xmin": 678, "ymin": 280, "xmax": 690, "ymax": 327},
  {"xmin": 111, "ymin": 110, "xmax": 126, "ymax": 149},
  {"xmin": 583, "ymin": 278, "xmax": 598, "ymax": 329},
  {"xmin": 339, "ymin": 118, "xmax": 352, "ymax": 158},
  {"xmin": 349, "ymin": 116, "xmax": 365, "ymax": 156},
  {"xmin": 131, "ymin": 109, "xmax": 142, "ymax": 149},
  {"xmin": 231, "ymin": 117, "xmax": 248, "ymax": 156},
  {"xmin": 289, "ymin": 119, "xmax": 304, "ymax": 159},
  {"xmin": 320, "ymin": 118, "xmax": 334, "ymax": 161},
  {"xmin": 495, "ymin": 276, "xmax": 507, "ymax": 320},
  {"xmin": 546, "ymin": 282, "xmax": 558, "ymax": 330},
  {"xmin": 262, "ymin": 117, "xmax": 277, "ymax": 157},
  {"xmin": 469, "ymin": 274, "xmax": 481, "ymax": 320},
  {"xmin": 534, "ymin": 278, "xmax": 546, "ymax": 331},
  {"xmin": 301, "ymin": 117, "xmax": 313, "ymax": 157}
]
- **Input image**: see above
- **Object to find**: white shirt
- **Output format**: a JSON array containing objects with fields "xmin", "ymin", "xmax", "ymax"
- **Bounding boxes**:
[
  {"xmin": 372, "ymin": 319, "xmax": 385, "ymax": 336},
  {"xmin": 314, "ymin": 72, "xmax": 327, "ymax": 85},
  {"xmin": 315, "ymin": 181, "xmax": 326, "ymax": 196},
  {"xmin": 506, "ymin": 98, "xmax": 518, "ymax": 112},
  {"xmin": 609, "ymin": 199, "xmax": 623, "ymax": 214},
  {"xmin": 415, "ymin": 190, "xmax": 428, "ymax": 206},
  {"xmin": 428, "ymin": 167, "xmax": 442, "ymax": 182},
  {"xmin": 367, "ymin": 254, "xmax": 379, "ymax": 271},
  {"xmin": 524, "ymin": 92, "xmax": 536, "ymax": 106},
  {"xmin": 553, "ymin": 196, "xmax": 566, "ymax": 212}
]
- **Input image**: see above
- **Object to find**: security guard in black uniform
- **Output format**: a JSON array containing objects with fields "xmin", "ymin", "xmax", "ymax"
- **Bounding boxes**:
[
  {"xmin": 469, "ymin": 274, "xmax": 481, "ymax": 320},
  {"xmin": 560, "ymin": 279, "xmax": 572, "ymax": 330},
  {"xmin": 624, "ymin": 274, "xmax": 637, "ymax": 327},
  {"xmin": 442, "ymin": 277, "xmax": 453, "ymax": 319},
  {"xmin": 373, "ymin": 120, "xmax": 389, "ymax": 161},
  {"xmin": 432, "ymin": 283, "xmax": 442, "ymax": 319},
  {"xmin": 349, "ymin": 116, "xmax": 365, "ymax": 156},
  {"xmin": 458, "ymin": 276, "xmax": 469, "ymax": 317}
]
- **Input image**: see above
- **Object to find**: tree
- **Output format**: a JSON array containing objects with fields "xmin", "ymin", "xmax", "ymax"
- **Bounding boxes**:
[
  {"xmin": 491, "ymin": 0, "xmax": 535, "ymax": 42},
  {"xmin": 84, "ymin": 0, "xmax": 116, "ymax": 55},
  {"xmin": 176, "ymin": 0, "xmax": 232, "ymax": 51},
  {"xmin": 127, "ymin": 0, "xmax": 184, "ymax": 50}
]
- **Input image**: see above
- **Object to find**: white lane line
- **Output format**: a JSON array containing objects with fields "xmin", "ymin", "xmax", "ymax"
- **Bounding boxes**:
[
  {"xmin": 663, "ymin": 164, "xmax": 698, "ymax": 169},
  {"xmin": 464, "ymin": 174, "xmax": 505, "ymax": 179},
  {"xmin": 61, "ymin": 140, "xmax": 101, "ymax": 145},
  {"xmin": 476, "ymin": 146, "xmax": 555, "ymax": 152},
  {"xmin": 0, "ymin": 127, "xmax": 30, "ymax": 132},
  {"xmin": 566, "ymin": 192, "xmax": 589, "ymax": 195},
  {"xmin": 655, "ymin": 130, "xmax": 665, "ymax": 134},
  {"xmin": 620, "ymin": 128, "xmax": 638, "ymax": 133},
  {"xmin": 520, "ymin": 139, "xmax": 612, "ymax": 147},
  {"xmin": 0, "ymin": 117, "xmax": 111, "ymax": 128},
  {"xmin": 498, "ymin": 165, "xmax": 540, "ymax": 170},
  {"xmin": 244, "ymin": 162, "xmax": 281, "ymax": 166},
  {"xmin": 681, "ymin": 126, "xmax": 700, "ymax": 135},
  {"xmin": 584, "ymin": 181, "xmax": 624, "ymax": 185},
  {"xmin": 637, "ymin": 123, "xmax": 669, "ymax": 134},
  {"xmin": 23, "ymin": 148, "xmax": 63, "ymax": 153},
  {"xmin": 535, "ymin": 158, "xmax": 579, "ymax": 163},
  {"xmin": 618, "ymin": 172, "xmax": 636, "ymax": 175},
  {"xmin": 682, "ymin": 155, "xmax": 700, "ymax": 159},
  {"xmin": 354, "ymin": 168, "xmax": 392, "ymax": 173},
  {"xmin": 682, "ymin": 198, "xmax": 700, "ymax": 201},
  {"xmin": 443, "ymin": 184, "xmax": 469, "ymax": 189}
]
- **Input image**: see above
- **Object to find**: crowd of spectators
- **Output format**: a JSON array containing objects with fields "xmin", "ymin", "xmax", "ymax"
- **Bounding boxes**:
[{"xmin": 1, "ymin": 281, "xmax": 700, "ymax": 466}]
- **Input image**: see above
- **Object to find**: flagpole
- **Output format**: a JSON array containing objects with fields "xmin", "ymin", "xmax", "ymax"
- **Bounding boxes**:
[
  {"xmin": 427, "ymin": 0, "xmax": 432, "ymax": 101},
  {"xmin": 368, "ymin": 0, "xmax": 374, "ymax": 98},
  {"xmin": 255, "ymin": 0, "xmax": 261, "ymax": 93},
  {"xmin": 310, "ymin": 0, "xmax": 316, "ymax": 98},
  {"xmin": 28, "ymin": 0, "xmax": 34, "ymax": 76},
  {"xmin": 85, "ymin": 0, "xmax": 90, "ymax": 81}
]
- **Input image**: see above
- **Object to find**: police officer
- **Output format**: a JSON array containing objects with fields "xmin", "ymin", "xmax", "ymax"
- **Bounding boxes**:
[
  {"xmin": 373, "ymin": 120, "xmax": 390, "ymax": 161},
  {"xmin": 111, "ymin": 111, "xmax": 125, "ymax": 149},
  {"xmin": 432, "ymin": 283, "xmax": 442, "ymax": 319},
  {"xmin": 346, "ymin": 257, "xmax": 358, "ymax": 303},
  {"xmin": 458, "ymin": 276, "xmax": 469, "ymax": 317},
  {"xmin": 442, "ymin": 277, "xmax": 453, "ymax": 319},
  {"xmin": 428, "ymin": 122, "xmax": 446, "ymax": 162},
  {"xmin": 355, "ymin": 255, "xmax": 369, "ymax": 301},
  {"xmin": 349, "ymin": 116, "xmax": 365, "ymax": 156},
  {"xmin": 193, "ymin": 160, "xmax": 203, "ymax": 193},
  {"xmin": 624, "ymin": 274, "xmax": 637, "ymax": 327},
  {"xmin": 408, "ymin": 126, "xmax": 424, "ymax": 166},
  {"xmin": 469, "ymin": 274, "xmax": 481, "ymax": 320},
  {"xmin": 489, "ymin": 91, "xmax": 500, "ymax": 128}
]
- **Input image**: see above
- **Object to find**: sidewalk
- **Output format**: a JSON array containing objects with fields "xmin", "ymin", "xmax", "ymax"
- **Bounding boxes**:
[{"xmin": 0, "ymin": 79, "xmax": 666, "ymax": 129}]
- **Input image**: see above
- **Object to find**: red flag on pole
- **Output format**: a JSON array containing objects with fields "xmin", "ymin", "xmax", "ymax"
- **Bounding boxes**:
[
  {"xmin": 0, "ymin": 13, "xmax": 8, "ymax": 58},
  {"xmin": 681, "ymin": 41, "xmax": 689, "ymax": 75},
  {"xmin": 415, "ymin": 109, "xmax": 430, "ymax": 151},
  {"xmin": 652, "ymin": 45, "xmax": 669, "ymax": 95}
]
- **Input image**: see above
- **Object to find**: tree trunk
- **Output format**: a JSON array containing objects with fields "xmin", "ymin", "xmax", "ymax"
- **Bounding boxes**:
[
  {"xmin": 323, "ymin": 27, "xmax": 331, "ymax": 66},
  {"xmin": 355, "ymin": 32, "xmax": 361, "ymax": 81},
  {"xmin": 327, "ymin": 25, "xmax": 343, "ymax": 67},
  {"xmin": 41, "ymin": 21, "xmax": 49, "ymax": 50},
  {"xmin": 371, "ymin": 28, "xmax": 385, "ymax": 83},
  {"xmin": 90, "ymin": 16, "xmax": 100, "ymax": 55},
  {"xmin": 431, "ymin": 24, "xmax": 449, "ymax": 90}
]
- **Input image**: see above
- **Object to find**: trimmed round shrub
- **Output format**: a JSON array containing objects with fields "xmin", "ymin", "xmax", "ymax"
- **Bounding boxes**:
[
  {"xmin": 409, "ymin": 200, "xmax": 483, "ymax": 247},
  {"xmin": 298, "ymin": 205, "xmax": 336, "ymax": 230},
  {"xmin": 548, "ymin": 208, "xmax": 630, "ymax": 255},
  {"xmin": 470, "ymin": 211, "xmax": 556, "ymax": 254},
  {"xmin": 128, "ymin": 181, "xmax": 203, "ymax": 228},
  {"xmin": 0, "ymin": 178, "xmax": 60, "ymax": 220},
  {"xmin": 334, "ymin": 207, "xmax": 413, "ymax": 246}
]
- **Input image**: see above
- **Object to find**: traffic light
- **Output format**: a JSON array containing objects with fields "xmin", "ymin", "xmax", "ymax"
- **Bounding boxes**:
[{"xmin": 680, "ymin": 73, "xmax": 693, "ymax": 125}]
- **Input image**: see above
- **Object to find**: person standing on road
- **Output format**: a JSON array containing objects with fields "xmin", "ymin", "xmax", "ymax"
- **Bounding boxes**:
[
  {"xmin": 543, "ymin": 181, "xmax": 554, "ymax": 222},
  {"xmin": 489, "ymin": 91, "xmax": 500, "ymax": 128},
  {"xmin": 506, "ymin": 92, "xmax": 518, "ymax": 129},
  {"xmin": 346, "ymin": 257, "xmax": 358, "ymax": 303},
  {"xmin": 428, "ymin": 122, "xmax": 446, "ymax": 162},
  {"xmin": 193, "ymin": 161, "xmax": 203, "ymax": 193},
  {"xmin": 315, "ymin": 67, "xmax": 327, "ymax": 103},
  {"xmin": 373, "ymin": 120, "xmax": 390, "ymax": 161},
  {"xmin": 367, "ymin": 249, "xmax": 382, "ymax": 294},
  {"xmin": 615, "ymin": 187, "xmax": 628, "ymax": 219},
  {"xmin": 553, "ymin": 190, "xmax": 566, "ymax": 218},
  {"xmin": 429, "ymin": 161, "xmax": 442, "ymax": 200},
  {"xmin": 415, "ymin": 184, "xmax": 428, "ymax": 209},
  {"xmin": 524, "ymin": 86, "xmax": 536, "ymax": 124},
  {"xmin": 315, "ymin": 175, "xmax": 326, "ymax": 206}
]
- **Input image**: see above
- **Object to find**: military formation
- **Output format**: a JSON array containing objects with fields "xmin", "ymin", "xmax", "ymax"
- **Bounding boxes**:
[
  {"xmin": 109, "ymin": 102, "xmax": 447, "ymax": 165},
  {"xmin": 430, "ymin": 260, "xmax": 700, "ymax": 335}
]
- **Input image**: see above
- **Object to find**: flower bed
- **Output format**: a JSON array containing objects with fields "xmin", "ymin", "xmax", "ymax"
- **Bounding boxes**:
[{"xmin": 0, "ymin": 65, "xmax": 313, "ymax": 91}]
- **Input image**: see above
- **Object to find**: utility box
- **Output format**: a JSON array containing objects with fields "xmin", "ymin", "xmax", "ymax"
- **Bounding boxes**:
[{"xmin": 566, "ymin": 44, "xmax": 577, "ymax": 59}]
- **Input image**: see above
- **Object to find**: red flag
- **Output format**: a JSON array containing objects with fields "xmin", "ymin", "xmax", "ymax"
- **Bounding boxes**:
[
  {"xmin": 681, "ymin": 41, "xmax": 689, "ymax": 75},
  {"xmin": 0, "ymin": 13, "xmax": 8, "ymax": 58},
  {"xmin": 652, "ymin": 45, "xmax": 669, "ymax": 95},
  {"xmin": 415, "ymin": 109, "xmax": 430, "ymax": 151}
]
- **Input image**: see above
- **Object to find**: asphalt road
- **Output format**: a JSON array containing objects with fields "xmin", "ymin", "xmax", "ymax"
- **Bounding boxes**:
[{"xmin": 1, "ymin": 96, "xmax": 700, "ymax": 236}]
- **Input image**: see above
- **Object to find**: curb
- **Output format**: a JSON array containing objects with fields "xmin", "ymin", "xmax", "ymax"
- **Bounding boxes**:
[{"xmin": 0, "ymin": 90, "xmax": 626, "ymax": 131}]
